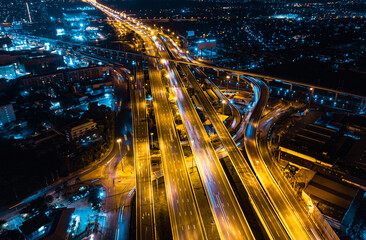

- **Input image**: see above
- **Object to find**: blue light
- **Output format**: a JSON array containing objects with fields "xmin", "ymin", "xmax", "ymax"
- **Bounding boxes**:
[{"xmin": 56, "ymin": 28, "xmax": 65, "ymax": 36}]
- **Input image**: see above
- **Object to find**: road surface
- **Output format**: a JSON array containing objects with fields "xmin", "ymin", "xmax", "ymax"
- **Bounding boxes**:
[{"xmin": 130, "ymin": 62, "xmax": 155, "ymax": 240}]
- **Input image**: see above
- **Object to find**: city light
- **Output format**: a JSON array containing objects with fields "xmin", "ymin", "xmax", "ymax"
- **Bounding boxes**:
[{"xmin": 1, "ymin": 1, "xmax": 365, "ymax": 240}]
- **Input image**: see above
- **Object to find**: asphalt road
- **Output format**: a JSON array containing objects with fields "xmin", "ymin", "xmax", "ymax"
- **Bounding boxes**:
[
  {"xmin": 177, "ymin": 62, "xmax": 291, "ymax": 239},
  {"xmin": 155, "ymin": 38, "xmax": 255, "ymax": 239},
  {"xmin": 243, "ymin": 76, "xmax": 317, "ymax": 240},
  {"xmin": 130, "ymin": 62, "xmax": 155, "ymax": 240}
]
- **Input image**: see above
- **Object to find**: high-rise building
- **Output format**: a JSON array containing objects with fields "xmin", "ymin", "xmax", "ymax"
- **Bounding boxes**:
[{"xmin": 0, "ymin": 104, "xmax": 16, "ymax": 126}]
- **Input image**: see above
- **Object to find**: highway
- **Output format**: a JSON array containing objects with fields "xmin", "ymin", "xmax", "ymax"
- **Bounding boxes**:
[
  {"xmin": 257, "ymin": 103, "xmax": 338, "ymax": 240},
  {"xmin": 190, "ymin": 66, "xmax": 241, "ymax": 136},
  {"xmin": 180, "ymin": 64, "xmax": 290, "ymax": 240},
  {"xmin": 131, "ymin": 61, "xmax": 155, "ymax": 240},
  {"xmin": 76, "ymin": 3, "xmax": 208, "ymax": 238},
  {"xmin": 146, "ymin": 56, "xmax": 206, "ymax": 239},
  {"xmin": 153, "ymin": 40, "xmax": 255, "ymax": 239},
  {"xmin": 165, "ymin": 38, "xmax": 291, "ymax": 240},
  {"xmin": 243, "ymin": 76, "xmax": 318, "ymax": 240},
  {"xmin": 136, "ymin": 17, "xmax": 207, "ymax": 240},
  {"xmin": 163, "ymin": 34, "xmax": 327, "ymax": 240},
  {"xmin": 83, "ymin": 2, "xmax": 332, "ymax": 240}
]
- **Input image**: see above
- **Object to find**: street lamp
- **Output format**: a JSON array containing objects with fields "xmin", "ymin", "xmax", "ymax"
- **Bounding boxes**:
[
  {"xmin": 222, "ymin": 100, "xmax": 226, "ymax": 115},
  {"xmin": 117, "ymin": 138, "xmax": 124, "ymax": 172},
  {"xmin": 211, "ymin": 220, "xmax": 215, "ymax": 238},
  {"xmin": 309, "ymin": 87, "xmax": 314, "ymax": 103},
  {"xmin": 226, "ymin": 75, "xmax": 230, "ymax": 89},
  {"xmin": 150, "ymin": 132, "xmax": 154, "ymax": 149}
]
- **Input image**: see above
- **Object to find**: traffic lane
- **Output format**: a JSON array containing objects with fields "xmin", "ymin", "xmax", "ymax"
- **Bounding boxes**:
[
  {"xmin": 133, "ymin": 61, "xmax": 154, "ymax": 239},
  {"xmin": 244, "ymin": 79, "xmax": 313, "ymax": 239},
  {"xmin": 166, "ymin": 65, "xmax": 254, "ymax": 240},
  {"xmin": 148, "ymin": 62, "xmax": 206, "ymax": 239}
]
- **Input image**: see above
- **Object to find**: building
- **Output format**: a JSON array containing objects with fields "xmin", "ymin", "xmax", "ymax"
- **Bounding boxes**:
[
  {"xmin": 22, "ymin": 72, "xmax": 65, "ymax": 89},
  {"xmin": 0, "ymin": 103, "xmax": 16, "ymax": 126},
  {"xmin": 304, "ymin": 174, "xmax": 364, "ymax": 230},
  {"xmin": 279, "ymin": 123, "xmax": 338, "ymax": 168},
  {"xmin": 65, "ymin": 66, "xmax": 109, "ymax": 83},
  {"xmin": 19, "ymin": 214, "xmax": 52, "ymax": 240},
  {"xmin": 0, "ymin": 62, "xmax": 25, "ymax": 80},
  {"xmin": 62, "ymin": 92, "xmax": 88, "ymax": 104},
  {"xmin": 42, "ymin": 208, "xmax": 75, "ymax": 240},
  {"xmin": 22, "ymin": 54, "xmax": 64, "ymax": 75},
  {"xmin": 22, "ymin": 66, "xmax": 110, "ymax": 89},
  {"xmin": 18, "ymin": 208, "xmax": 75, "ymax": 240},
  {"xmin": 64, "ymin": 119, "xmax": 97, "ymax": 141},
  {"xmin": 0, "ymin": 36, "xmax": 12, "ymax": 50}
]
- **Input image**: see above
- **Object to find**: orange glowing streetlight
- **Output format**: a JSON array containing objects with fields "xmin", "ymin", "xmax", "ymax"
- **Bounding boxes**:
[{"xmin": 117, "ymin": 138, "xmax": 124, "ymax": 172}]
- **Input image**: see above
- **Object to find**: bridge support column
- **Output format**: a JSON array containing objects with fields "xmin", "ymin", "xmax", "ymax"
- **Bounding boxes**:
[
  {"xmin": 290, "ymin": 83, "xmax": 293, "ymax": 92},
  {"xmin": 217, "ymin": 69, "xmax": 220, "ymax": 78},
  {"xmin": 335, "ymin": 92, "xmax": 338, "ymax": 102}
]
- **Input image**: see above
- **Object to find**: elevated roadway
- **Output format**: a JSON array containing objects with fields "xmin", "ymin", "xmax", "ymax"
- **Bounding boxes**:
[
  {"xmin": 131, "ymin": 61, "xmax": 155, "ymax": 240},
  {"xmin": 156, "ymin": 43, "xmax": 255, "ymax": 239}
]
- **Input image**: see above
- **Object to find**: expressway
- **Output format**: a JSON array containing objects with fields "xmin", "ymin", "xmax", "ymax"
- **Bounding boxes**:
[
  {"xmin": 88, "ymin": 2, "xmax": 207, "ymax": 239},
  {"xmin": 170, "ymin": 52, "xmax": 291, "ymax": 239},
  {"xmin": 146, "ymin": 50, "xmax": 206, "ymax": 239},
  {"xmin": 163, "ymin": 34, "xmax": 328, "ymax": 240},
  {"xmin": 155, "ymin": 41, "xmax": 255, "ymax": 239},
  {"xmin": 257, "ymin": 103, "xmax": 338, "ymax": 240},
  {"xmin": 136, "ymin": 13, "xmax": 207, "ymax": 240},
  {"xmin": 163, "ymin": 37, "xmax": 293, "ymax": 240},
  {"xmin": 131, "ymin": 61, "xmax": 155, "ymax": 240},
  {"xmin": 243, "ymin": 76, "xmax": 318, "ymax": 240},
  {"xmin": 80, "ymin": 2, "xmax": 208, "ymax": 238},
  {"xmin": 83, "ymin": 1, "xmax": 332, "ymax": 240}
]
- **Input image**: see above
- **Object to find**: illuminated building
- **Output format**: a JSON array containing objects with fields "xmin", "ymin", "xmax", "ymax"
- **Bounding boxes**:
[
  {"xmin": 0, "ymin": 104, "xmax": 16, "ymax": 126},
  {"xmin": 22, "ymin": 71, "xmax": 65, "ymax": 89},
  {"xmin": 64, "ymin": 119, "xmax": 97, "ymax": 141},
  {"xmin": 65, "ymin": 66, "xmax": 109, "ymax": 82}
]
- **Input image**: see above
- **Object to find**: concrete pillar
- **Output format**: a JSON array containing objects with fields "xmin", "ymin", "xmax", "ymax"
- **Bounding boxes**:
[
  {"xmin": 290, "ymin": 83, "xmax": 293, "ymax": 92},
  {"xmin": 335, "ymin": 92, "xmax": 338, "ymax": 102},
  {"xmin": 217, "ymin": 69, "xmax": 220, "ymax": 77}
]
